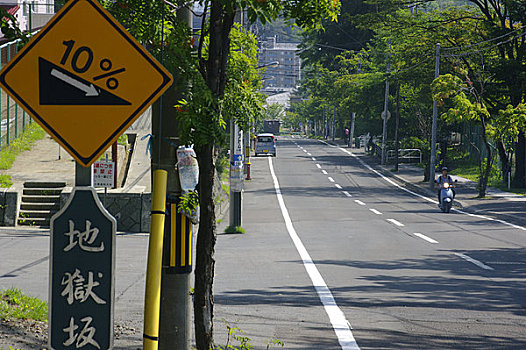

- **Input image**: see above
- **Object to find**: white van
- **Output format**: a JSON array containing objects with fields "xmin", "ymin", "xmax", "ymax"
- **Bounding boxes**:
[{"xmin": 255, "ymin": 133, "xmax": 276, "ymax": 157}]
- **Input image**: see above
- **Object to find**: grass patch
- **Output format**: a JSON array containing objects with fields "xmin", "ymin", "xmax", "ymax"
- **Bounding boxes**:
[
  {"xmin": 0, "ymin": 123, "xmax": 46, "ymax": 170},
  {"xmin": 0, "ymin": 288, "xmax": 48, "ymax": 322},
  {"xmin": 0, "ymin": 174, "xmax": 12, "ymax": 188},
  {"xmin": 224, "ymin": 225, "xmax": 245, "ymax": 234}
]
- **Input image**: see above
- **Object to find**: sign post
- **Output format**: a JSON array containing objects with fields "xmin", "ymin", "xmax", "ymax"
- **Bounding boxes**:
[
  {"xmin": 0, "ymin": 1, "xmax": 173, "ymax": 349},
  {"xmin": 49, "ymin": 187, "xmax": 116, "ymax": 350},
  {"xmin": 0, "ymin": 0, "xmax": 173, "ymax": 167}
]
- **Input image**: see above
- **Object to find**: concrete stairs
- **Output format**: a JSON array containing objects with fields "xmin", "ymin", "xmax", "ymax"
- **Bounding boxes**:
[{"xmin": 18, "ymin": 182, "xmax": 66, "ymax": 227}]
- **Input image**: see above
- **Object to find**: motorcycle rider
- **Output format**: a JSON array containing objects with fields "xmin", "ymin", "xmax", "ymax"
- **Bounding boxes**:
[{"xmin": 436, "ymin": 166, "xmax": 455, "ymax": 206}]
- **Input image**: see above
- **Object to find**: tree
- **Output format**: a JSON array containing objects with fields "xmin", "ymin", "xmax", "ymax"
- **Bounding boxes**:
[{"xmin": 432, "ymin": 69, "xmax": 494, "ymax": 197}]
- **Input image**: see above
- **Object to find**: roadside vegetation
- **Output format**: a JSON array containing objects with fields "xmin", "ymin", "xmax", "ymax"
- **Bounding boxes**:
[
  {"xmin": 214, "ymin": 324, "xmax": 284, "ymax": 350},
  {"xmin": 287, "ymin": 0, "xmax": 526, "ymax": 198},
  {"xmin": 0, "ymin": 288, "xmax": 48, "ymax": 322}
]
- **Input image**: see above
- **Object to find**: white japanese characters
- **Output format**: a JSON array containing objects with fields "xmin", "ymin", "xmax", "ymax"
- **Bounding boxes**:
[
  {"xmin": 63, "ymin": 316, "xmax": 101, "ymax": 349},
  {"xmin": 64, "ymin": 220, "xmax": 105, "ymax": 252},
  {"xmin": 61, "ymin": 269, "xmax": 106, "ymax": 305}
]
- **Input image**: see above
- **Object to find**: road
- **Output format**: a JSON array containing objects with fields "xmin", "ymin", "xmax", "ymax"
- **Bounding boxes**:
[
  {"xmin": 214, "ymin": 136, "xmax": 526, "ymax": 349},
  {"xmin": 2, "ymin": 135, "xmax": 526, "ymax": 349}
]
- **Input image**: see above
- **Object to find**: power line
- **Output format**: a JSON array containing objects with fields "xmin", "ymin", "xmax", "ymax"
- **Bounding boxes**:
[
  {"xmin": 441, "ymin": 31, "xmax": 526, "ymax": 58},
  {"xmin": 441, "ymin": 27, "xmax": 525, "ymax": 51}
]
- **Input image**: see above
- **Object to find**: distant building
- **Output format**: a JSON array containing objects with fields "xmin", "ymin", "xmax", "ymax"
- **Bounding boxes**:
[
  {"xmin": 0, "ymin": 0, "xmax": 55, "ymax": 40},
  {"xmin": 259, "ymin": 37, "xmax": 300, "ymax": 92}
]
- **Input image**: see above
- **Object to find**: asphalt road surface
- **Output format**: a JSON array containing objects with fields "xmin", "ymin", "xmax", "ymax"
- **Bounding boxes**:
[{"xmin": 214, "ymin": 136, "xmax": 526, "ymax": 349}]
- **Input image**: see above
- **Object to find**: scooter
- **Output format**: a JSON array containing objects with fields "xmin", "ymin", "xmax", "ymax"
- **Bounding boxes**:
[{"xmin": 439, "ymin": 180, "xmax": 457, "ymax": 213}]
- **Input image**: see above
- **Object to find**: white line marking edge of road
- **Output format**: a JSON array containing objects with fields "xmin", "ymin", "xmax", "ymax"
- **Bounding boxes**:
[
  {"xmin": 268, "ymin": 157, "xmax": 360, "ymax": 350},
  {"xmin": 454, "ymin": 253, "xmax": 494, "ymax": 270}
]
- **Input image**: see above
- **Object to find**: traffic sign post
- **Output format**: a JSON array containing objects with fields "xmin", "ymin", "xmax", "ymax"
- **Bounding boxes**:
[
  {"xmin": 0, "ymin": 1, "xmax": 174, "ymax": 349},
  {"xmin": 0, "ymin": 0, "xmax": 173, "ymax": 167},
  {"xmin": 49, "ymin": 187, "xmax": 116, "ymax": 350}
]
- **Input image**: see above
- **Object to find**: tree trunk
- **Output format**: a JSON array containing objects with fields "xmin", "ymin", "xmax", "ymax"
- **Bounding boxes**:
[
  {"xmin": 194, "ymin": 143, "xmax": 216, "ymax": 350},
  {"xmin": 479, "ymin": 121, "xmax": 492, "ymax": 198},
  {"xmin": 514, "ymin": 132, "xmax": 525, "ymax": 188},
  {"xmin": 496, "ymin": 140, "xmax": 509, "ymax": 183}
]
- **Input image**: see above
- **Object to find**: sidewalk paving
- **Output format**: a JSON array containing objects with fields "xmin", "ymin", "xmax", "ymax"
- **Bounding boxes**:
[
  {"xmin": 1, "ymin": 108, "xmax": 153, "ymax": 195},
  {"xmin": 325, "ymin": 138, "xmax": 526, "ymax": 228}
]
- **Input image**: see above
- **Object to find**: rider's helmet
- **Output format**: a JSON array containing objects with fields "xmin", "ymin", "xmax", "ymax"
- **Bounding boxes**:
[{"xmin": 441, "ymin": 166, "xmax": 448, "ymax": 172}]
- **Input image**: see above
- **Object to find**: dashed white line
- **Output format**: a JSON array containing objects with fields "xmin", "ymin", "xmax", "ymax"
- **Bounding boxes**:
[
  {"xmin": 312, "ymin": 157, "xmax": 316, "ymax": 161},
  {"xmin": 316, "ymin": 164, "xmax": 322, "ymax": 169},
  {"xmin": 323, "ymin": 142, "xmax": 526, "ymax": 232},
  {"xmin": 342, "ymin": 191, "xmax": 352, "ymax": 197},
  {"xmin": 454, "ymin": 253, "xmax": 494, "ymax": 270},
  {"xmin": 307, "ymin": 152, "xmax": 312, "ymax": 156},
  {"xmin": 355, "ymin": 200, "xmax": 366, "ymax": 206},
  {"xmin": 303, "ymin": 149, "xmax": 308, "ymax": 153},
  {"xmin": 322, "ymin": 170, "xmax": 328, "ymax": 175},
  {"xmin": 335, "ymin": 184, "xmax": 343, "ymax": 189},
  {"xmin": 386, "ymin": 219, "xmax": 404, "ymax": 227},
  {"xmin": 268, "ymin": 157, "xmax": 360, "ymax": 350},
  {"xmin": 369, "ymin": 209, "xmax": 382, "ymax": 215},
  {"xmin": 328, "ymin": 177, "xmax": 335, "ymax": 183},
  {"xmin": 413, "ymin": 232, "xmax": 439, "ymax": 244}
]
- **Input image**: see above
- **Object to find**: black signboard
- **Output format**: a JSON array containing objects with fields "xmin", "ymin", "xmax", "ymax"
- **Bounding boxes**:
[{"xmin": 49, "ymin": 187, "xmax": 116, "ymax": 350}]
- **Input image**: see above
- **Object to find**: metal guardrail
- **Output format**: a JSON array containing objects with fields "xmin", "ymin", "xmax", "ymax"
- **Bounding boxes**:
[{"xmin": 387, "ymin": 148, "xmax": 422, "ymax": 163}]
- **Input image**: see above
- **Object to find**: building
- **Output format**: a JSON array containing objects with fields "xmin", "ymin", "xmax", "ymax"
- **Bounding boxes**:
[
  {"xmin": 259, "ymin": 37, "xmax": 301, "ymax": 92},
  {"xmin": 0, "ymin": 0, "xmax": 55, "ymax": 40}
]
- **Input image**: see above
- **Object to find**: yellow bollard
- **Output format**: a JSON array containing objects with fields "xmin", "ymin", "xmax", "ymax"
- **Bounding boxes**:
[{"xmin": 143, "ymin": 169, "xmax": 167, "ymax": 350}]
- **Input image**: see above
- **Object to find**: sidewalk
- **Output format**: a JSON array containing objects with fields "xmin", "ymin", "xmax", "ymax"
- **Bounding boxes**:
[
  {"xmin": 1, "ymin": 109, "xmax": 152, "ymax": 195},
  {"xmin": 325, "ymin": 138, "xmax": 526, "ymax": 228}
]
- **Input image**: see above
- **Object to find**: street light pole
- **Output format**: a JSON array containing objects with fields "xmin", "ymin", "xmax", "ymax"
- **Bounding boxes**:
[{"xmin": 429, "ymin": 43, "xmax": 441, "ymax": 190}]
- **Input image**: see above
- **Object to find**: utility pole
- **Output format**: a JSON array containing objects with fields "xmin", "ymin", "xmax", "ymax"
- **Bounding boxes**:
[
  {"xmin": 394, "ymin": 84, "xmax": 400, "ymax": 172},
  {"xmin": 229, "ymin": 8, "xmax": 245, "ymax": 230},
  {"xmin": 429, "ymin": 43, "xmax": 440, "ymax": 190},
  {"xmin": 229, "ymin": 120, "xmax": 243, "ymax": 228},
  {"xmin": 349, "ymin": 112, "xmax": 356, "ymax": 148},
  {"xmin": 152, "ymin": 6, "xmax": 193, "ymax": 350},
  {"xmin": 381, "ymin": 41, "xmax": 390, "ymax": 165}
]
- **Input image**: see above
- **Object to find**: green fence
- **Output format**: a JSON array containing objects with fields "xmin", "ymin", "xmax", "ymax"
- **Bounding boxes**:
[
  {"xmin": 0, "ymin": 0, "xmax": 61, "ymax": 151},
  {"xmin": 0, "ymin": 39, "xmax": 32, "ymax": 151}
]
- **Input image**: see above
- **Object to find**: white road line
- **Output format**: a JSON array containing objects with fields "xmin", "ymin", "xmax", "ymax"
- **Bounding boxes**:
[
  {"xmin": 328, "ymin": 177, "xmax": 335, "ymax": 183},
  {"xmin": 326, "ymin": 143, "xmax": 526, "ymax": 232},
  {"xmin": 485, "ymin": 261, "xmax": 526, "ymax": 265},
  {"xmin": 316, "ymin": 164, "xmax": 322, "ymax": 169},
  {"xmin": 322, "ymin": 170, "xmax": 328, "ymax": 175},
  {"xmin": 312, "ymin": 157, "xmax": 316, "ymax": 161},
  {"xmin": 413, "ymin": 232, "xmax": 439, "ymax": 244},
  {"xmin": 303, "ymin": 149, "xmax": 308, "ymax": 153},
  {"xmin": 342, "ymin": 191, "xmax": 352, "ymax": 197},
  {"xmin": 454, "ymin": 253, "xmax": 494, "ymax": 271},
  {"xmin": 386, "ymin": 219, "xmax": 404, "ymax": 227},
  {"xmin": 369, "ymin": 209, "xmax": 382, "ymax": 215},
  {"xmin": 335, "ymin": 184, "xmax": 343, "ymax": 189},
  {"xmin": 307, "ymin": 153, "xmax": 312, "ymax": 156},
  {"xmin": 268, "ymin": 157, "xmax": 359, "ymax": 350},
  {"xmin": 354, "ymin": 200, "xmax": 366, "ymax": 206}
]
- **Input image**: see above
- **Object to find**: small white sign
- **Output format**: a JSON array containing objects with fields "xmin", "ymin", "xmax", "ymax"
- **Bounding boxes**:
[{"xmin": 93, "ymin": 161, "xmax": 115, "ymax": 188}]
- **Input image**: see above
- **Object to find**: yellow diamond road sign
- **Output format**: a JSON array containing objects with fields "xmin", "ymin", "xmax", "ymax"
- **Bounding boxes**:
[{"xmin": 0, "ymin": 0, "xmax": 173, "ymax": 167}]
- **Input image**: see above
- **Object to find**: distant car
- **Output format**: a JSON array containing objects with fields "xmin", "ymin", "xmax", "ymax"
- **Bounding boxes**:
[{"xmin": 255, "ymin": 133, "xmax": 276, "ymax": 157}]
